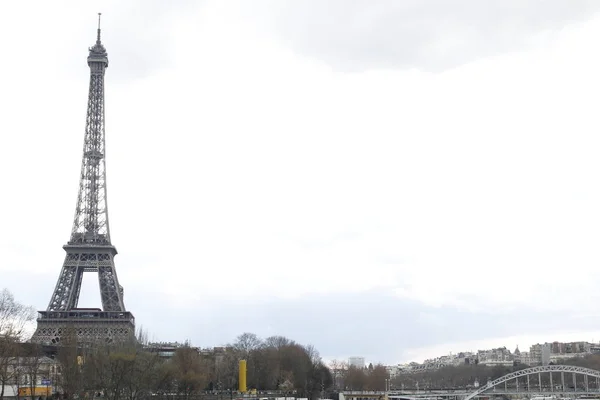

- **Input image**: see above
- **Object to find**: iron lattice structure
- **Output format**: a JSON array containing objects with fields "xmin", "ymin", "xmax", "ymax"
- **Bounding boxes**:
[
  {"xmin": 463, "ymin": 365, "xmax": 600, "ymax": 400},
  {"xmin": 344, "ymin": 366, "xmax": 600, "ymax": 400},
  {"xmin": 31, "ymin": 16, "xmax": 135, "ymax": 345}
]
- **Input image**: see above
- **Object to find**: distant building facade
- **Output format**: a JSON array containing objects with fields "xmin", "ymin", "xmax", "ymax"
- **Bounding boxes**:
[
  {"xmin": 528, "ymin": 342, "xmax": 590, "ymax": 366},
  {"xmin": 146, "ymin": 342, "xmax": 232, "ymax": 362},
  {"xmin": 385, "ymin": 340, "xmax": 598, "ymax": 375},
  {"xmin": 348, "ymin": 357, "xmax": 365, "ymax": 368}
]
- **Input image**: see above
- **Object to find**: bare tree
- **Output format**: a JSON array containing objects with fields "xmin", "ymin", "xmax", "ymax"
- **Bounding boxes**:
[
  {"xmin": 233, "ymin": 333, "xmax": 262, "ymax": 354},
  {"xmin": 329, "ymin": 360, "xmax": 341, "ymax": 389},
  {"xmin": 153, "ymin": 361, "xmax": 175, "ymax": 400},
  {"xmin": 23, "ymin": 344, "xmax": 45, "ymax": 400},
  {"xmin": 12, "ymin": 357, "xmax": 24, "ymax": 400},
  {"xmin": 0, "ymin": 289, "xmax": 35, "ymax": 340},
  {"xmin": 171, "ymin": 346, "xmax": 209, "ymax": 400},
  {"xmin": 0, "ymin": 336, "xmax": 17, "ymax": 400},
  {"xmin": 56, "ymin": 329, "xmax": 83, "ymax": 400},
  {"xmin": 117, "ymin": 328, "xmax": 165, "ymax": 400},
  {"xmin": 345, "ymin": 366, "xmax": 367, "ymax": 391},
  {"xmin": 264, "ymin": 336, "xmax": 292, "ymax": 350},
  {"xmin": 0, "ymin": 289, "xmax": 34, "ymax": 400},
  {"xmin": 78, "ymin": 337, "xmax": 166, "ymax": 400},
  {"xmin": 337, "ymin": 360, "xmax": 348, "ymax": 390},
  {"xmin": 300, "ymin": 345, "xmax": 332, "ymax": 400},
  {"xmin": 123, "ymin": 347, "xmax": 163, "ymax": 400},
  {"xmin": 232, "ymin": 333, "xmax": 263, "ymax": 389},
  {"xmin": 86, "ymin": 342, "xmax": 138, "ymax": 400},
  {"xmin": 366, "ymin": 364, "xmax": 388, "ymax": 391},
  {"xmin": 217, "ymin": 348, "xmax": 241, "ymax": 391}
]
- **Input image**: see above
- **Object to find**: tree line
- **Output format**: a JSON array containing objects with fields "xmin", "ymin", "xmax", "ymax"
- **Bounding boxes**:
[
  {"xmin": 0, "ymin": 288, "xmax": 333, "ymax": 400},
  {"xmin": 221, "ymin": 332, "xmax": 332, "ymax": 396},
  {"xmin": 328, "ymin": 361, "xmax": 390, "ymax": 391},
  {"xmin": 6, "ymin": 287, "xmax": 600, "ymax": 399}
]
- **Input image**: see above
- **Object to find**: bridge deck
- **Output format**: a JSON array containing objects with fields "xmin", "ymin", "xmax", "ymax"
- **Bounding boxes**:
[{"xmin": 343, "ymin": 389, "xmax": 600, "ymax": 399}]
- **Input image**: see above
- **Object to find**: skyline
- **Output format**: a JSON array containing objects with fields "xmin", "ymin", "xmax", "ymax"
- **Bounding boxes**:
[
  {"xmin": 338, "ymin": 333, "xmax": 600, "ymax": 366},
  {"xmin": 2, "ymin": 0, "xmax": 600, "ymax": 364}
]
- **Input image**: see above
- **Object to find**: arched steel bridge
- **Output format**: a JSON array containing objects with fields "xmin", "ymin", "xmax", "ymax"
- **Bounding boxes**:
[
  {"xmin": 463, "ymin": 365, "xmax": 600, "ymax": 400},
  {"xmin": 342, "ymin": 365, "xmax": 600, "ymax": 400}
]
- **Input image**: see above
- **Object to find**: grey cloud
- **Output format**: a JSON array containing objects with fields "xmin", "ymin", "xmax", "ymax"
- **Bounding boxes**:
[
  {"xmin": 7, "ymin": 265, "xmax": 599, "ymax": 363},
  {"xmin": 128, "ymin": 290, "xmax": 600, "ymax": 363},
  {"xmin": 243, "ymin": 0, "xmax": 600, "ymax": 72}
]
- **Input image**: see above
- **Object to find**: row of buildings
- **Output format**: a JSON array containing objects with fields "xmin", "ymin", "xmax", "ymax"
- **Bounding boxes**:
[
  {"xmin": 403, "ymin": 341, "xmax": 597, "ymax": 374},
  {"xmin": 350, "ymin": 341, "xmax": 600, "ymax": 377},
  {"xmin": 0, "ymin": 355, "xmax": 59, "ymax": 398}
]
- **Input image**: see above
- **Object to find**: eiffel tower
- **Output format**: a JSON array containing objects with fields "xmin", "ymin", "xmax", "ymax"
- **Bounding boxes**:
[{"xmin": 31, "ymin": 15, "xmax": 135, "ymax": 345}]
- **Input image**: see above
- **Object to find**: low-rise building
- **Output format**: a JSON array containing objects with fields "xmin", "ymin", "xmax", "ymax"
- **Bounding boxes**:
[
  {"xmin": 386, "ymin": 365, "xmax": 400, "ymax": 378},
  {"xmin": 549, "ymin": 352, "xmax": 586, "ymax": 363},
  {"xmin": 146, "ymin": 341, "xmax": 188, "ymax": 359},
  {"xmin": 480, "ymin": 360, "xmax": 514, "ymax": 367},
  {"xmin": 0, "ymin": 356, "xmax": 60, "ymax": 399},
  {"xmin": 519, "ymin": 351, "xmax": 533, "ymax": 366}
]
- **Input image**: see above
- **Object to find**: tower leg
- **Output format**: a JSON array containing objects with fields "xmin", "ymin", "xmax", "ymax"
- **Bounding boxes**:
[
  {"xmin": 47, "ymin": 262, "xmax": 82, "ymax": 311},
  {"xmin": 98, "ymin": 262, "xmax": 124, "ymax": 312}
]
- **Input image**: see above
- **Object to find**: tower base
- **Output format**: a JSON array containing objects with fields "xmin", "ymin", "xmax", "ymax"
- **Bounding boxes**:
[{"xmin": 30, "ymin": 310, "xmax": 135, "ymax": 345}]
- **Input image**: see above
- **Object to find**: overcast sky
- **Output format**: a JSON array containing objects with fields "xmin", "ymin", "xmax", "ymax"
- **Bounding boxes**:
[{"xmin": 2, "ymin": 0, "xmax": 600, "ymax": 365}]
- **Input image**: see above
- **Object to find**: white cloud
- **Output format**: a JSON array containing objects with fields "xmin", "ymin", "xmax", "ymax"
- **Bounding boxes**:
[{"xmin": 1, "ymin": 1, "xmax": 600, "ymax": 359}]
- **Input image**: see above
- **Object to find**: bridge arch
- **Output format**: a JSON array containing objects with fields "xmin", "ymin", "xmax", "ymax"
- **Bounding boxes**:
[{"xmin": 464, "ymin": 365, "xmax": 600, "ymax": 400}]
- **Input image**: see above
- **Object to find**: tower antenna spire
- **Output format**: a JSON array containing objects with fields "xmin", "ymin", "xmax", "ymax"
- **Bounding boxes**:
[{"xmin": 97, "ymin": 12, "xmax": 102, "ymax": 43}]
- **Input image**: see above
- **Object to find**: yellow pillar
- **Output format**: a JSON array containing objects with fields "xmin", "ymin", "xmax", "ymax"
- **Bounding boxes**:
[{"xmin": 239, "ymin": 359, "xmax": 247, "ymax": 393}]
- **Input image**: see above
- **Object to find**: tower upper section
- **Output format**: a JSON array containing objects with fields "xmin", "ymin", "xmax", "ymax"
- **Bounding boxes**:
[
  {"xmin": 69, "ymin": 14, "xmax": 112, "ymax": 246},
  {"xmin": 88, "ymin": 14, "xmax": 108, "ymax": 72}
]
